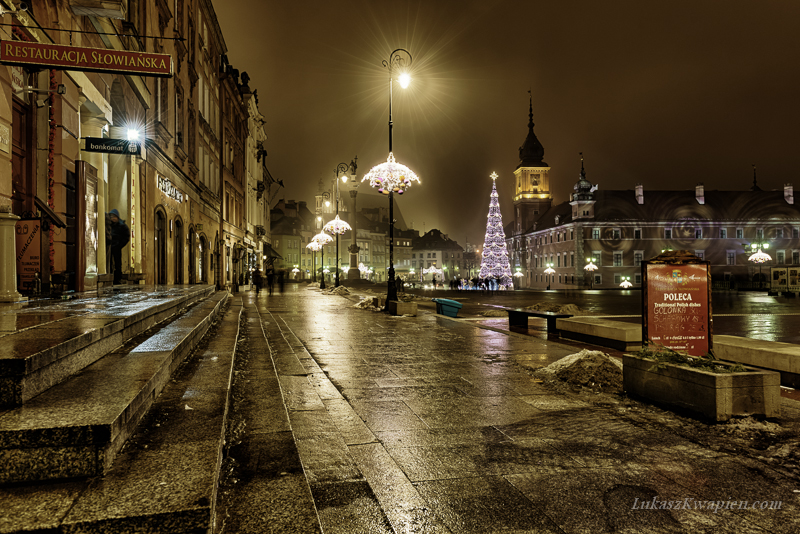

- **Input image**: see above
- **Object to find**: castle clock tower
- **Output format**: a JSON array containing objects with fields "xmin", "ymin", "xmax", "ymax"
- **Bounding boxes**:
[{"xmin": 512, "ymin": 95, "xmax": 551, "ymax": 236}]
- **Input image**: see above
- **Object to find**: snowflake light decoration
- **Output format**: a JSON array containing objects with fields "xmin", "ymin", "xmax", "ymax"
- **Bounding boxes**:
[
  {"xmin": 748, "ymin": 250, "xmax": 771, "ymax": 263},
  {"xmin": 311, "ymin": 232, "xmax": 333, "ymax": 246}
]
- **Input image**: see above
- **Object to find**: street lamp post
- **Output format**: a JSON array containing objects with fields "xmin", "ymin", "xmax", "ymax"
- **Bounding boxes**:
[
  {"xmin": 747, "ymin": 241, "xmax": 771, "ymax": 289},
  {"xmin": 306, "ymin": 241, "xmax": 321, "ymax": 283},
  {"xmin": 363, "ymin": 48, "xmax": 418, "ymax": 309},
  {"xmin": 584, "ymin": 258, "xmax": 598, "ymax": 289},
  {"xmin": 326, "ymin": 160, "xmax": 357, "ymax": 287},
  {"xmin": 312, "ymin": 231, "xmax": 333, "ymax": 289},
  {"xmin": 543, "ymin": 262, "xmax": 555, "ymax": 290}
]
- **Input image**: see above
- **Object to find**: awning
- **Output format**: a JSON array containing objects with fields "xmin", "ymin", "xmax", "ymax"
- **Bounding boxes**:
[{"xmin": 263, "ymin": 243, "xmax": 282, "ymax": 259}]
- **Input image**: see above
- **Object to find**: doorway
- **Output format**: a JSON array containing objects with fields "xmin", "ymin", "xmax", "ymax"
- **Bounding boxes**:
[{"xmin": 155, "ymin": 210, "xmax": 166, "ymax": 284}]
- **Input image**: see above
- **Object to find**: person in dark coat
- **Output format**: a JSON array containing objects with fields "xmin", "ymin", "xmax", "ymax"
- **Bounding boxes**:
[
  {"xmin": 266, "ymin": 268, "xmax": 275, "ymax": 295},
  {"xmin": 252, "ymin": 268, "xmax": 262, "ymax": 295},
  {"xmin": 277, "ymin": 269, "xmax": 285, "ymax": 293},
  {"xmin": 106, "ymin": 209, "xmax": 130, "ymax": 285}
]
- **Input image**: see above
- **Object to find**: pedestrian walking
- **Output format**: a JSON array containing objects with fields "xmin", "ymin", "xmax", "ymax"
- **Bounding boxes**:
[
  {"xmin": 266, "ymin": 268, "xmax": 275, "ymax": 295},
  {"xmin": 277, "ymin": 269, "xmax": 285, "ymax": 293},
  {"xmin": 106, "ymin": 209, "xmax": 130, "ymax": 285},
  {"xmin": 252, "ymin": 268, "xmax": 262, "ymax": 296}
]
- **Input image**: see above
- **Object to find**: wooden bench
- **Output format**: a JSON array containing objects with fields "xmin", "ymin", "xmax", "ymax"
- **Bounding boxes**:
[{"xmin": 502, "ymin": 308, "xmax": 573, "ymax": 334}]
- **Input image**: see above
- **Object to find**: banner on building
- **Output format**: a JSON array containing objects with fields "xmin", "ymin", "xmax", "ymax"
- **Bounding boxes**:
[
  {"xmin": 15, "ymin": 219, "xmax": 41, "ymax": 293},
  {"xmin": 1, "ymin": 40, "xmax": 172, "ymax": 77}
]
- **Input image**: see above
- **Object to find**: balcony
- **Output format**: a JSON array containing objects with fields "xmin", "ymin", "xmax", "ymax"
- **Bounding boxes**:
[{"xmin": 70, "ymin": 0, "xmax": 126, "ymax": 19}]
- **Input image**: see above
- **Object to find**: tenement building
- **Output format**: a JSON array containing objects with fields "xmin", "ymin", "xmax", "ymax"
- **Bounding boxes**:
[
  {"xmin": 0, "ymin": 0, "xmax": 272, "ymax": 299},
  {"xmin": 507, "ymin": 98, "xmax": 800, "ymax": 290}
]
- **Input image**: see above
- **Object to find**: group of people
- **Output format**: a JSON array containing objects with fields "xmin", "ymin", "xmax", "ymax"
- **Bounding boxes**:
[{"xmin": 251, "ymin": 267, "xmax": 285, "ymax": 296}]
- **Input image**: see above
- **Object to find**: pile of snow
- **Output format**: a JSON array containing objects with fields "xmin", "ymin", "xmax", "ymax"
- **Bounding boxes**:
[
  {"xmin": 399, "ymin": 293, "xmax": 431, "ymax": 302},
  {"xmin": 478, "ymin": 309, "xmax": 507, "ymax": 317},
  {"xmin": 536, "ymin": 349, "xmax": 622, "ymax": 388},
  {"xmin": 524, "ymin": 303, "xmax": 587, "ymax": 315},
  {"xmin": 306, "ymin": 282, "xmax": 320, "ymax": 289},
  {"xmin": 325, "ymin": 286, "xmax": 350, "ymax": 296},
  {"xmin": 353, "ymin": 297, "xmax": 382, "ymax": 311}
]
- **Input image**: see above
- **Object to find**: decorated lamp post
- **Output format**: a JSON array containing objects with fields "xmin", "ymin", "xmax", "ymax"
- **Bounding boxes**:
[
  {"xmin": 747, "ymin": 241, "xmax": 771, "ymax": 289},
  {"xmin": 325, "ymin": 160, "xmax": 357, "ymax": 287},
  {"xmin": 584, "ymin": 258, "xmax": 598, "ymax": 289},
  {"xmin": 620, "ymin": 276, "xmax": 632, "ymax": 288},
  {"xmin": 306, "ymin": 241, "xmax": 321, "ymax": 283},
  {"xmin": 362, "ymin": 48, "xmax": 417, "ymax": 307},
  {"xmin": 312, "ymin": 231, "xmax": 333, "ymax": 289},
  {"xmin": 543, "ymin": 262, "xmax": 555, "ymax": 290}
]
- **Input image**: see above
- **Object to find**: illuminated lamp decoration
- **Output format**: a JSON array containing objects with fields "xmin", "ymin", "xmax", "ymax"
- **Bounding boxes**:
[
  {"xmin": 323, "ymin": 214, "xmax": 351, "ymax": 235},
  {"xmin": 748, "ymin": 248, "xmax": 771, "ymax": 264},
  {"xmin": 620, "ymin": 276, "xmax": 632, "ymax": 288},
  {"xmin": 513, "ymin": 269, "xmax": 524, "ymax": 278},
  {"xmin": 362, "ymin": 152, "xmax": 420, "ymax": 195},
  {"xmin": 478, "ymin": 172, "xmax": 513, "ymax": 289}
]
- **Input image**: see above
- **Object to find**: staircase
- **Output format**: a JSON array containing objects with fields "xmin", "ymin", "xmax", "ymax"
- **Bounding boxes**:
[{"xmin": 0, "ymin": 286, "xmax": 241, "ymax": 533}]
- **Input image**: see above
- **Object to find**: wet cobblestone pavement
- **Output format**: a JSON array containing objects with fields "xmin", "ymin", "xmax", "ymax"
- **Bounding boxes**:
[{"xmin": 219, "ymin": 283, "xmax": 800, "ymax": 534}]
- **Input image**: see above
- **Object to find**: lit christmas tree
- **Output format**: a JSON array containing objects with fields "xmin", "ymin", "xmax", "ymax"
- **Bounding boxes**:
[{"xmin": 478, "ymin": 172, "xmax": 514, "ymax": 289}]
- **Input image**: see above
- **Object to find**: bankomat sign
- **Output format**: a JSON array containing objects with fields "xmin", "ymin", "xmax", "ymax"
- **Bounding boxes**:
[{"xmin": 0, "ymin": 40, "xmax": 172, "ymax": 77}]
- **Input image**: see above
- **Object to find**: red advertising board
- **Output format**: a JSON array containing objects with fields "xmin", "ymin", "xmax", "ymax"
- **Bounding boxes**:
[
  {"xmin": 15, "ymin": 219, "xmax": 41, "ymax": 292},
  {"xmin": 0, "ymin": 40, "xmax": 172, "ymax": 77},
  {"xmin": 644, "ymin": 262, "xmax": 710, "ymax": 356}
]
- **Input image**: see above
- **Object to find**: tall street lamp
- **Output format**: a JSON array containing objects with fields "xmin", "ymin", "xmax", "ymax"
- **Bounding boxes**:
[
  {"xmin": 306, "ymin": 241, "xmax": 321, "ymax": 283},
  {"xmin": 324, "ymin": 160, "xmax": 357, "ymax": 287},
  {"xmin": 363, "ymin": 48, "xmax": 419, "ymax": 307},
  {"xmin": 584, "ymin": 257, "xmax": 598, "ymax": 289},
  {"xmin": 544, "ymin": 262, "xmax": 555, "ymax": 290},
  {"xmin": 312, "ymin": 231, "xmax": 333, "ymax": 289},
  {"xmin": 747, "ymin": 241, "xmax": 771, "ymax": 289}
]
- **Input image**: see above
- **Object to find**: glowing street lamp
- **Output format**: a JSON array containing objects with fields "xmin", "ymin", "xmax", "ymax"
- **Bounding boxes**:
[
  {"xmin": 620, "ymin": 276, "xmax": 632, "ymax": 289},
  {"xmin": 306, "ymin": 241, "xmax": 321, "ymax": 283},
  {"xmin": 543, "ymin": 262, "xmax": 555, "ymax": 290},
  {"xmin": 584, "ymin": 258, "xmax": 598, "ymax": 289},
  {"xmin": 363, "ymin": 47, "xmax": 416, "ymax": 309},
  {"xmin": 325, "ymin": 160, "xmax": 357, "ymax": 287},
  {"xmin": 312, "ymin": 232, "xmax": 333, "ymax": 289},
  {"xmin": 747, "ymin": 241, "xmax": 771, "ymax": 288}
]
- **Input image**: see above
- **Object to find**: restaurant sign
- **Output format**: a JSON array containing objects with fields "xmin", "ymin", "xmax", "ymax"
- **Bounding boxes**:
[
  {"xmin": 158, "ymin": 175, "xmax": 183, "ymax": 203},
  {"xmin": 0, "ymin": 40, "xmax": 172, "ymax": 77},
  {"xmin": 643, "ymin": 252, "xmax": 711, "ymax": 357}
]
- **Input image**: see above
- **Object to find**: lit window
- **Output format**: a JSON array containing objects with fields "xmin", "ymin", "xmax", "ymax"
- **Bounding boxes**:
[{"xmin": 719, "ymin": 228, "xmax": 727, "ymax": 239}]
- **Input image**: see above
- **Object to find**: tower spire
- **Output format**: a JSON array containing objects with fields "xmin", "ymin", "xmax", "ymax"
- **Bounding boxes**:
[
  {"xmin": 517, "ymin": 91, "xmax": 546, "ymax": 168},
  {"xmin": 751, "ymin": 164, "xmax": 762, "ymax": 191}
]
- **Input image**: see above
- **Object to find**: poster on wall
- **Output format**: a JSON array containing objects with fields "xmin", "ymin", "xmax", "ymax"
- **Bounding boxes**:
[
  {"xmin": 15, "ymin": 219, "xmax": 41, "ymax": 292},
  {"xmin": 643, "ymin": 255, "xmax": 711, "ymax": 356},
  {"xmin": 771, "ymin": 267, "xmax": 788, "ymax": 293}
]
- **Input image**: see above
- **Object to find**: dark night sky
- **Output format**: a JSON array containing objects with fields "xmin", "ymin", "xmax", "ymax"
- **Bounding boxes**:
[{"xmin": 213, "ymin": 0, "xmax": 800, "ymax": 246}]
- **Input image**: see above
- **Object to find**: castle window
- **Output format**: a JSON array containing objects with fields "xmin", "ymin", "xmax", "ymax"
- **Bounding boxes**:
[
  {"xmin": 634, "ymin": 228, "xmax": 641, "ymax": 240},
  {"xmin": 592, "ymin": 228, "xmax": 600, "ymax": 240},
  {"xmin": 720, "ymin": 228, "xmax": 727, "ymax": 239},
  {"xmin": 664, "ymin": 228, "xmax": 672, "ymax": 239}
]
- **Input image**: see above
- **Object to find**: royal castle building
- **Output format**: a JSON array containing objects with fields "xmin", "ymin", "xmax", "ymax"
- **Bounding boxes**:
[{"xmin": 507, "ymin": 97, "xmax": 800, "ymax": 291}]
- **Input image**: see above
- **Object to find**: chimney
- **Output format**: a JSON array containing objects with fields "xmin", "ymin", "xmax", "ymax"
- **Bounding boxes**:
[
  {"xmin": 695, "ymin": 183, "xmax": 705, "ymax": 205},
  {"xmin": 635, "ymin": 184, "xmax": 644, "ymax": 205},
  {"xmin": 785, "ymin": 184, "xmax": 794, "ymax": 205}
]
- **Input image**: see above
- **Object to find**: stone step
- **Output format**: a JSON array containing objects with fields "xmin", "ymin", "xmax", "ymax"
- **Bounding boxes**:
[
  {"xmin": 0, "ymin": 285, "xmax": 216, "ymax": 406},
  {"xmin": 0, "ymin": 290, "xmax": 228, "ymax": 485},
  {"xmin": 0, "ymin": 296, "xmax": 242, "ymax": 533}
]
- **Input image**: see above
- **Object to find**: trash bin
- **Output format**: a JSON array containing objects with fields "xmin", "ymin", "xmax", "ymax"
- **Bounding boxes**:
[{"xmin": 432, "ymin": 298, "xmax": 463, "ymax": 318}]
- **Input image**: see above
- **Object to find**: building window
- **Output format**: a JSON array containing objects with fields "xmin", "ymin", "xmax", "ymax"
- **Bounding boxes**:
[
  {"xmin": 593, "ymin": 252, "xmax": 601, "ymax": 265},
  {"xmin": 776, "ymin": 228, "xmax": 784, "ymax": 239},
  {"xmin": 719, "ymin": 228, "xmax": 727, "ymax": 239},
  {"xmin": 557, "ymin": 255, "xmax": 561, "ymax": 267},
  {"xmin": 594, "ymin": 274, "xmax": 602, "ymax": 286},
  {"xmin": 694, "ymin": 250, "xmax": 704, "ymax": 260},
  {"xmin": 756, "ymin": 228, "xmax": 764, "ymax": 239},
  {"xmin": 664, "ymin": 228, "xmax": 672, "ymax": 239},
  {"xmin": 794, "ymin": 228, "xmax": 800, "ymax": 239},
  {"xmin": 612, "ymin": 229, "xmax": 621, "ymax": 240},
  {"xmin": 777, "ymin": 250, "xmax": 785, "ymax": 264},
  {"xmin": 634, "ymin": 251, "xmax": 643, "ymax": 266},
  {"xmin": 570, "ymin": 229, "xmax": 574, "ymax": 240},
  {"xmin": 726, "ymin": 251, "xmax": 736, "ymax": 265},
  {"xmin": 592, "ymin": 228, "xmax": 600, "ymax": 240},
  {"xmin": 695, "ymin": 229, "xmax": 702, "ymax": 239},
  {"xmin": 614, "ymin": 274, "xmax": 621, "ymax": 284},
  {"xmin": 634, "ymin": 274, "xmax": 641, "ymax": 285},
  {"xmin": 634, "ymin": 228, "xmax": 641, "ymax": 240},
  {"xmin": 433, "ymin": 252, "xmax": 436, "ymax": 258},
  {"xmin": 793, "ymin": 251, "xmax": 799, "ymax": 264},
  {"xmin": 570, "ymin": 252, "xmax": 574, "ymax": 267},
  {"xmin": 736, "ymin": 228, "xmax": 743, "ymax": 239},
  {"xmin": 613, "ymin": 251, "xmax": 623, "ymax": 267}
]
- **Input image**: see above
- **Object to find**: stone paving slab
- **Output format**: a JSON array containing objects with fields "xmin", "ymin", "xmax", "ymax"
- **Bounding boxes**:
[{"xmin": 263, "ymin": 287, "xmax": 800, "ymax": 534}]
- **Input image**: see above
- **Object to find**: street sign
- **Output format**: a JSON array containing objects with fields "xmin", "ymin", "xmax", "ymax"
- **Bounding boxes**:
[
  {"xmin": 643, "ymin": 251, "xmax": 712, "ymax": 356},
  {"xmin": 83, "ymin": 137, "xmax": 140, "ymax": 155}
]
